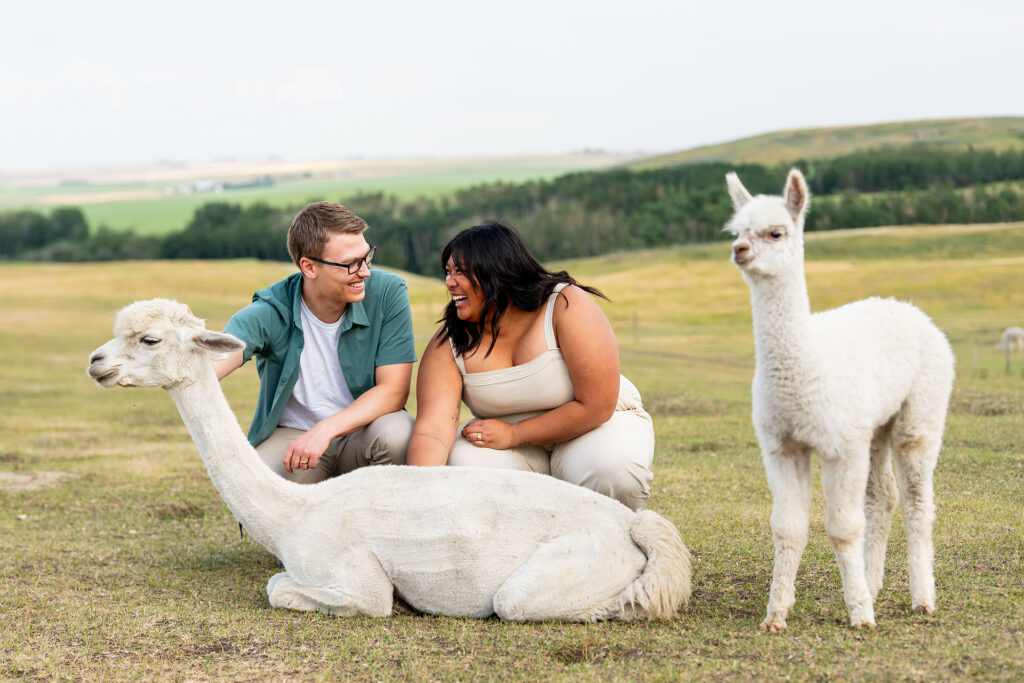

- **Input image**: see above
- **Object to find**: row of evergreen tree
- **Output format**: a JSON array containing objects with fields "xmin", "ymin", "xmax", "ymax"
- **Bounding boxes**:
[{"xmin": 3, "ymin": 146, "xmax": 1024, "ymax": 274}]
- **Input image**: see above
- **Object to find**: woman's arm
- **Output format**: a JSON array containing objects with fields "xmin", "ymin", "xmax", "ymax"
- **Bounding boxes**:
[
  {"xmin": 464, "ymin": 285, "xmax": 620, "ymax": 449},
  {"xmin": 407, "ymin": 333, "xmax": 465, "ymax": 466}
]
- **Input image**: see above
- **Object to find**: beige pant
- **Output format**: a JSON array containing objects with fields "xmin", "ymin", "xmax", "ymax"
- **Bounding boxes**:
[
  {"xmin": 447, "ymin": 409, "xmax": 655, "ymax": 511},
  {"xmin": 255, "ymin": 411, "xmax": 414, "ymax": 484}
]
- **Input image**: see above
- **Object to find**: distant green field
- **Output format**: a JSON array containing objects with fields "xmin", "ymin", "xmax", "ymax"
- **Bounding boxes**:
[
  {"xmin": 636, "ymin": 116, "xmax": 1024, "ymax": 167},
  {"xmin": 82, "ymin": 162, "xmax": 633, "ymax": 235},
  {"xmin": 1, "ymin": 224, "xmax": 1022, "ymax": 679},
  {"xmin": 1, "ymin": 156, "xmax": 637, "ymax": 236}
]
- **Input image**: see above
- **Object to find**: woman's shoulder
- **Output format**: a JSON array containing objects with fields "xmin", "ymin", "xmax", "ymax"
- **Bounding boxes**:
[
  {"xmin": 550, "ymin": 282, "xmax": 598, "ymax": 313},
  {"xmin": 425, "ymin": 327, "xmax": 453, "ymax": 352}
]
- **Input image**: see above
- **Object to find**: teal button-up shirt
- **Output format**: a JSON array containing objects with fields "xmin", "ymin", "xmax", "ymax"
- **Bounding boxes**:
[{"xmin": 223, "ymin": 268, "xmax": 417, "ymax": 446}]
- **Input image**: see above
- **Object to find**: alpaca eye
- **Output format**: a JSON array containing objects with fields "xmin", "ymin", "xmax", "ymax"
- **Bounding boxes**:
[
  {"xmin": 141, "ymin": 336, "xmax": 161, "ymax": 346},
  {"xmin": 769, "ymin": 231, "xmax": 783, "ymax": 240}
]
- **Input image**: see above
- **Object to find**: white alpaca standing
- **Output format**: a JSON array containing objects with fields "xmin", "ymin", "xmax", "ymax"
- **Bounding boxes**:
[
  {"xmin": 725, "ymin": 170, "xmax": 954, "ymax": 631},
  {"xmin": 87, "ymin": 299, "xmax": 691, "ymax": 621},
  {"xmin": 996, "ymin": 326, "xmax": 1024, "ymax": 351}
]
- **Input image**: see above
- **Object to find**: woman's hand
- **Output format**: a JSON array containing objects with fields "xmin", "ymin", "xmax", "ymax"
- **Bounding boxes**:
[{"xmin": 462, "ymin": 419, "xmax": 514, "ymax": 450}]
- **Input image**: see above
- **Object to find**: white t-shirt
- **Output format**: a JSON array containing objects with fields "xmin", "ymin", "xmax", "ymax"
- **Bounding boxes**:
[{"xmin": 278, "ymin": 298, "xmax": 355, "ymax": 431}]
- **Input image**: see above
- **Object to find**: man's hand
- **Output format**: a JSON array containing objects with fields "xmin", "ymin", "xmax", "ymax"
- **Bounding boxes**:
[{"xmin": 283, "ymin": 422, "xmax": 337, "ymax": 473}]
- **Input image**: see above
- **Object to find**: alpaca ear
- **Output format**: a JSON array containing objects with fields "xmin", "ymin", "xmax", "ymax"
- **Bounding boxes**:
[
  {"xmin": 193, "ymin": 330, "xmax": 245, "ymax": 354},
  {"xmin": 725, "ymin": 172, "xmax": 752, "ymax": 210},
  {"xmin": 784, "ymin": 168, "xmax": 810, "ymax": 224}
]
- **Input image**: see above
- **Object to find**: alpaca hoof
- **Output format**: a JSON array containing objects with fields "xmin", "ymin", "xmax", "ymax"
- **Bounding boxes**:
[
  {"xmin": 913, "ymin": 604, "xmax": 934, "ymax": 616},
  {"xmin": 848, "ymin": 601, "xmax": 876, "ymax": 629},
  {"xmin": 760, "ymin": 616, "xmax": 787, "ymax": 633}
]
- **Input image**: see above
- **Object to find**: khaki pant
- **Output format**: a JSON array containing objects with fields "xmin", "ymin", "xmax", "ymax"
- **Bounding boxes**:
[
  {"xmin": 447, "ymin": 409, "xmax": 655, "ymax": 511},
  {"xmin": 255, "ymin": 411, "xmax": 414, "ymax": 484}
]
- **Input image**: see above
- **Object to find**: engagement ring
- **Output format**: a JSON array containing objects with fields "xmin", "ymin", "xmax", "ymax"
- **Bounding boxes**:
[{"xmin": 475, "ymin": 433, "xmax": 483, "ymax": 441}]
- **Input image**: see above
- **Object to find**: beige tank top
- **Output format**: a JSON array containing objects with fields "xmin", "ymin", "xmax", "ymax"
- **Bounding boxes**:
[{"xmin": 452, "ymin": 284, "xmax": 575, "ymax": 420}]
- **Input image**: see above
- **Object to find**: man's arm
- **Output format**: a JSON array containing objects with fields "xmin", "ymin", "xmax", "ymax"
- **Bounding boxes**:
[
  {"xmin": 212, "ymin": 350, "xmax": 244, "ymax": 380},
  {"xmin": 215, "ymin": 298, "xmax": 275, "ymax": 380},
  {"xmin": 281, "ymin": 361, "xmax": 412, "ymax": 473}
]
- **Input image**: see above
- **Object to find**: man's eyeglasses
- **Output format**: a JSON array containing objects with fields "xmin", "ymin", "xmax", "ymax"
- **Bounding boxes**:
[{"xmin": 308, "ymin": 245, "xmax": 376, "ymax": 274}]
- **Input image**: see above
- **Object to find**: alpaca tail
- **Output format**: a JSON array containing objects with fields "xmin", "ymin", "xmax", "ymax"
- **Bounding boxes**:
[{"xmin": 611, "ymin": 510, "xmax": 692, "ymax": 620}]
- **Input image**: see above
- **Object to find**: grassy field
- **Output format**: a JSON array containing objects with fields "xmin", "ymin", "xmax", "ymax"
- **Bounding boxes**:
[
  {"xmin": 0, "ymin": 153, "xmax": 640, "ymax": 236},
  {"xmin": 635, "ymin": 116, "xmax": 1024, "ymax": 167},
  {"xmin": 1, "ymin": 224, "xmax": 1022, "ymax": 680}
]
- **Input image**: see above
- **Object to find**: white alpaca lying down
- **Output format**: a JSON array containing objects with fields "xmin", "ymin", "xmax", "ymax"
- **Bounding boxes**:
[
  {"xmin": 996, "ymin": 326, "xmax": 1024, "ymax": 351},
  {"xmin": 726, "ymin": 169, "xmax": 954, "ymax": 631},
  {"xmin": 87, "ymin": 299, "xmax": 691, "ymax": 621}
]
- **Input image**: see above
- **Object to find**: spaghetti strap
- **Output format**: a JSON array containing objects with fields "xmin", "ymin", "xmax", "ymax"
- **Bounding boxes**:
[
  {"xmin": 544, "ymin": 283, "xmax": 568, "ymax": 350},
  {"xmin": 448, "ymin": 337, "xmax": 468, "ymax": 374}
]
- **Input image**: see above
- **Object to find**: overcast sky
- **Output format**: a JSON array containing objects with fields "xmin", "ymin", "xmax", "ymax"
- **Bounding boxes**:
[{"xmin": 2, "ymin": 0, "xmax": 1022, "ymax": 169}]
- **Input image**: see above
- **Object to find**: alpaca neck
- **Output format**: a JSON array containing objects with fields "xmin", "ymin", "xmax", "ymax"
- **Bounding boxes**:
[
  {"xmin": 167, "ymin": 363, "xmax": 301, "ymax": 557},
  {"xmin": 746, "ymin": 266, "xmax": 817, "ymax": 374}
]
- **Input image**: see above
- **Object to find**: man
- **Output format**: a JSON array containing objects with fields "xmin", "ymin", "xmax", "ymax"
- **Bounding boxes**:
[{"xmin": 213, "ymin": 202, "xmax": 416, "ymax": 483}]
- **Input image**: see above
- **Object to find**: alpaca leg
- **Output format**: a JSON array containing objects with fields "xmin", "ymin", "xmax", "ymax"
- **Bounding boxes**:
[
  {"xmin": 266, "ymin": 548, "xmax": 395, "ymax": 617},
  {"xmin": 820, "ymin": 453, "xmax": 875, "ymax": 628},
  {"xmin": 864, "ymin": 426, "xmax": 899, "ymax": 600},
  {"xmin": 760, "ymin": 441, "xmax": 812, "ymax": 633},
  {"xmin": 892, "ymin": 427, "xmax": 941, "ymax": 615},
  {"xmin": 492, "ymin": 533, "xmax": 646, "ymax": 622}
]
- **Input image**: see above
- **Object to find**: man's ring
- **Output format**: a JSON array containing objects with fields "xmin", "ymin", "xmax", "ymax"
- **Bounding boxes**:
[
  {"xmin": 475, "ymin": 432, "xmax": 483, "ymax": 441},
  {"xmin": 300, "ymin": 460, "xmax": 308, "ymax": 465}
]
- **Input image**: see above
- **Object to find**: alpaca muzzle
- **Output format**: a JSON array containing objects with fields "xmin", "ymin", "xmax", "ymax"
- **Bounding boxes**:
[
  {"xmin": 87, "ymin": 349, "xmax": 118, "ymax": 385},
  {"xmin": 732, "ymin": 240, "xmax": 753, "ymax": 266}
]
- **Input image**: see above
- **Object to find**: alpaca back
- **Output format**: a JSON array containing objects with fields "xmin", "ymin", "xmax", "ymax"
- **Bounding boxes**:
[
  {"xmin": 754, "ymin": 296, "xmax": 954, "ymax": 454},
  {"xmin": 809, "ymin": 298, "xmax": 953, "ymax": 424},
  {"xmin": 811, "ymin": 296, "xmax": 954, "ymax": 389},
  {"xmin": 290, "ymin": 466, "xmax": 647, "ymax": 617}
]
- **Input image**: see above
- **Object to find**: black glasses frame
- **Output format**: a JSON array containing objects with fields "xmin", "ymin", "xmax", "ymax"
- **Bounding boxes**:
[{"xmin": 308, "ymin": 245, "xmax": 376, "ymax": 274}]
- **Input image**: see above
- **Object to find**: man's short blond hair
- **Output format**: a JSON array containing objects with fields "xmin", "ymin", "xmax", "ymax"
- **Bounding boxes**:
[{"xmin": 286, "ymin": 202, "xmax": 368, "ymax": 267}]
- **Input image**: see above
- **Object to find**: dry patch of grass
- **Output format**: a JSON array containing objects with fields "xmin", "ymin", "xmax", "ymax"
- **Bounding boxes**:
[
  {"xmin": 951, "ymin": 389, "xmax": 1024, "ymax": 416},
  {"xmin": 0, "ymin": 471, "xmax": 75, "ymax": 492}
]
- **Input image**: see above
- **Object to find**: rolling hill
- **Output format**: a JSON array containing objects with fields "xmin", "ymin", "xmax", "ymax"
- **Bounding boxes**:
[{"xmin": 634, "ymin": 116, "xmax": 1024, "ymax": 168}]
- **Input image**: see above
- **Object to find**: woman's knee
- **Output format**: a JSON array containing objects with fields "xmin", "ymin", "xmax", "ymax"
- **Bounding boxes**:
[
  {"xmin": 551, "ymin": 417, "xmax": 654, "ymax": 510},
  {"xmin": 555, "ymin": 452, "xmax": 652, "ymax": 510}
]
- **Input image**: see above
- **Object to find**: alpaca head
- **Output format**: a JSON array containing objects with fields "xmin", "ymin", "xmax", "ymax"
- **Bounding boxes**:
[
  {"xmin": 724, "ymin": 169, "xmax": 810, "ymax": 280},
  {"xmin": 87, "ymin": 298, "xmax": 244, "ymax": 389}
]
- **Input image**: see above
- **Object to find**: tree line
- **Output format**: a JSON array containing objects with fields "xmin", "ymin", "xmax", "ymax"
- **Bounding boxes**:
[{"xmin": 3, "ymin": 146, "xmax": 1024, "ymax": 274}]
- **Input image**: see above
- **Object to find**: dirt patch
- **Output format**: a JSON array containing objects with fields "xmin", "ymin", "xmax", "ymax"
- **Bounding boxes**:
[
  {"xmin": 147, "ymin": 501, "xmax": 206, "ymax": 521},
  {"xmin": 0, "ymin": 471, "xmax": 74, "ymax": 492},
  {"xmin": 950, "ymin": 390, "xmax": 1024, "ymax": 416},
  {"xmin": 549, "ymin": 641, "xmax": 646, "ymax": 664}
]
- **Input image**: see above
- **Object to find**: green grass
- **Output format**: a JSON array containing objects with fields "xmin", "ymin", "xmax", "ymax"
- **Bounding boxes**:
[
  {"xmin": 635, "ymin": 116, "xmax": 1024, "ymax": 167},
  {"xmin": 1, "ymin": 224, "xmax": 1023, "ymax": 679}
]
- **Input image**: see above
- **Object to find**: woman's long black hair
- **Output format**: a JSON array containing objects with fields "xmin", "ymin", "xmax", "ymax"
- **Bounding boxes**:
[{"xmin": 439, "ymin": 221, "xmax": 607, "ymax": 357}]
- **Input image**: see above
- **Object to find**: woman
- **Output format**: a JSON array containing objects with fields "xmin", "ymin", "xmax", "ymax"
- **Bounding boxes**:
[{"xmin": 407, "ymin": 221, "xmax": 655, "ymax": 511}]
